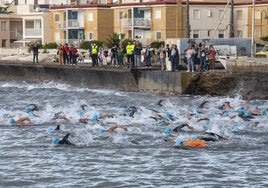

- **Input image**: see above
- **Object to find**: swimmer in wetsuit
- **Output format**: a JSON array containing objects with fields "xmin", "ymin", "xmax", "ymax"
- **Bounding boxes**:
[
  {"xmin": 174, "ymin": 139, "xmax": 207, "ymax": 148},
  {"xmin": 199, "ymin": 132, "xmax": 226, "ymax": 142},
  {"xmin": 51, "ymin": 112, "xmax": 70, "ymax": 123},
  {"xmin": 9, "ymin": 117, "xmax": 33, "ymax": 125},
  {"xmin": 172, "ymin": 123, "xmax": 194, "ymax": 133},
  {"xmin": 52, "ymin": 132, "xmax": 74, "ymax": 145}
]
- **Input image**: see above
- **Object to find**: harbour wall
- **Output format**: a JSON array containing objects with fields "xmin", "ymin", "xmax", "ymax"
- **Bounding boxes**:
[{"xmin": 0, "ymin": 60, "xmax": 268, "ymax": 100}]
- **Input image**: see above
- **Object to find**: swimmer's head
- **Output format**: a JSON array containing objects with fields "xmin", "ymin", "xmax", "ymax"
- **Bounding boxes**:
[
  {"xmin": 175, "ymin": 139, "xmax": 182, "ymax": 145},
  {"xmin": 165, "ymin": 127, "xmax": 172, "ymax": 133},
  {"xmin": 97, "ymin": 128, "xmax": 106, "ymax": 134},
  {"xmin": 244, "ymin": 109, "xmax": 252, "ymax": 117},
  {"xmin": 159, "ymin": 119, "xmax": 166, "ymax": 124},
  {"xmin": 1, "ymin": 113, "xmax": 8, "ymax": 118},
  {"xmin": 52, "ymin": 137, "xmax": 60, "ymax": 144},
  {"xmin": 165, "ymin": 112, "xmax": 171, "ymax": 117},
  {"xmin": 9, "ymin": 118, "xmax": 15, "ymax": 124},
  {"xmin": 28, "ymin": 111, "xmax": 34, "ymax": 116},
  {"xmin": 47, "ymin": 127, "xmax": 54, "ymax": 133},
  {"xmin": 92, "ymin": 114, "xmax": 99, "ymax": 122},
  {"xmin": 2, "ymin": 104, "xmax": 9, "ymax": 110},
  {"xmin": 233, "ymin": 127, "xmax": 240, "ymax": 133},
  {"xmin": 164, "ymin": 132, "xmax": 171, "ymax": 138},
  {"xmin": 238, "ymin": 107, "xmax": 245, "ymax": 114},
  {"xmin": 261, "ymin": 109, "xmax": 267, "ymax": 115}
]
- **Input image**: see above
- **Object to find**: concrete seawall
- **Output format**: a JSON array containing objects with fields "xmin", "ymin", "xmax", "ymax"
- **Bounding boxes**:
[
  {"xmin": 0, "ymin": 63, "xmax": 138, "ymax": 92},
  {"xmin": 1, "ymin": 59, "xmax": 268, "ymax": 100}
]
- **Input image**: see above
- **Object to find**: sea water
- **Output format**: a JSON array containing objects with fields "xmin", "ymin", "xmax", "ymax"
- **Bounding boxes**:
[{"xmin": 0, "ymin": 81, "xmax": 267, "ymax": 188}]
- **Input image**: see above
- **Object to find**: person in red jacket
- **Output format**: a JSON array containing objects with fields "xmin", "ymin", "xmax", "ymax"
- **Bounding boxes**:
[
  {"xmin": 207, "ymin": 45, "xmax": 217, "ymax": 71},
  {"xmin": 70, "ymin": 44, "xmax": 78, "ymax": 65},
  {"xmin": 63, "ymin": 43, "xmax": 70, "ymax": 65}
]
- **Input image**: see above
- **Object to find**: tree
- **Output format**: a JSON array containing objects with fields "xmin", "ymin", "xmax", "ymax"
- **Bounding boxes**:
[
  {"xmin": 0, "ymin": 5, "xmax": 13, "ymax": 14},
  {"xmin": 105, "ymin": 33, "xmax": 120, "ymax": 48}
]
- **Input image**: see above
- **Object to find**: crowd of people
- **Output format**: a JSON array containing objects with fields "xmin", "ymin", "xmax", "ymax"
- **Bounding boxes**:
[{"xmin": 46, "ymin": 41, "xmax": 218, "ymax": 72}]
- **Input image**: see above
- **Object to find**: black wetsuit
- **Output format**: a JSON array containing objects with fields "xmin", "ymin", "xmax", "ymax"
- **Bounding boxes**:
[
  {"xmin": 173, "ymin": 123, "xmax": 191, "ymax": 133},
  {"xmin": 59, "ymin": 133, "xmax": 73, "ymax": 145},
  {"xmin": 199, "ymin": 132, "xmax": 225, "ymax": 142}
]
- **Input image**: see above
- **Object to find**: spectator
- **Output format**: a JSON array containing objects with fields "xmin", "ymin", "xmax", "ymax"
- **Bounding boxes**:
[
  {"xmin": 63, "ymin": 43, "xmax": 70, "ymax": 65},
  {"xmin": 208, "ymin": 45, "xmax": 217, "ymax": 71},
  {"xmin": 32, "ymin": 42, "xmax": 39, "ymax": 64}
]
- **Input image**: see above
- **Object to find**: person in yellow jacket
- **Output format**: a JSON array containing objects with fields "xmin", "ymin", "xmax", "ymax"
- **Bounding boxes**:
[
  {"xmin": 126, "ymin": 41, "xmax": 134, "ymax": 68},
  {"xmin": 90, "ymin": 43, "xmax": 99, "ymax": 66}
]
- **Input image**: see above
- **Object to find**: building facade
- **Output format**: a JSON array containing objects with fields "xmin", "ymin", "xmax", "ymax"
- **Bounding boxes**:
[{"xmin": 1, "ymin": 0, "xmax": 268, "ymax": 48}]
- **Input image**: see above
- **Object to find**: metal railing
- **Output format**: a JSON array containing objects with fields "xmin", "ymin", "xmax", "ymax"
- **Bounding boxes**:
[
  {"xmin": 25, "ymin": 28, "xmax": 42, "ymax": 36},
  {"xmin": 121, "ymin": 18, "xmax": 151, "ymax": 29},
  {"xmin": 57, "ymin": 20, "xmax": 81, "ymax": 29},
  {"xmin": 10, "ymin": 31, "xmax": 23, "ymax": 39}
]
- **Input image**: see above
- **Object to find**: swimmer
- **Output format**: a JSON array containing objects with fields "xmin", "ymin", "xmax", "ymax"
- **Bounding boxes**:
[
  {"xmin": 55, "ymin": 123, "xmax": 60, "ymax": 130},
  {"xmin": 199, "ymin": 132, "xmax": 226, "ymax": 142},
  {"xmin": 108, "ymin": 125, "xmax": 128, "ymax": 132},
  {"xmin": 1, "ymin": 113, "xmax": 15, "ymax": 121},
  {"xmin": 52, "ymin": 132, "xmax": 75, "ymax": 145},
  {"xmin": 172, "ymin": 123, "xmax": 194, "ymax": 133},
  {"xmin": 174, "ymin": 139, "xmax": 207, "ymax": 148},
  {"xmin": 156, "ymin": 99, "xmax": 164, "ymax": 107},
  {"xmin": 25, "ymin": 104, "xmax": 38, "ymax": 113},
  {"xmin": 219, "ymin": 101, "xmax": 231, "ymax": 110},
  {"xmin": 198, "ymin": 100, "xmax": 209, "ymax": 108},
  {"xmin": 80, "ymin": 104, "xmax": 88, "ymax": 111},
  {"xmin": 196, "ymin": 117, "xmax": 210, "ymax": 123},
  {"xmin": 164, "ymin": 111, "xmax": 177, "ymax": 121},
  {"xmin": 163, "ymin": 127, "xmax": 176, "ymax": 141},
  {"xmin": 149, "ymin": 114, "xmax": 169, "ymax": 122},
  {"xmin": 51, "ymin": 112, "xmax": 70, "ymax": 123},
  {"xmin": 120, "ymin": 106, "xmax": 138, "ymax": 117},
  {"xmin": 9, "ymin": 117, "xmax": 33, "ymax": 125}
]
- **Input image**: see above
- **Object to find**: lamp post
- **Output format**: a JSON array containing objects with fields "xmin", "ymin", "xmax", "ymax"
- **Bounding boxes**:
[{"xmin": 251, "ymin": 0, "xmax": 255, "ymax": 58}]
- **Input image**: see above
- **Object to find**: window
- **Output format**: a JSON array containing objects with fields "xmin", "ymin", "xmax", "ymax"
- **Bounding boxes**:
[
  {"xmin": 218, "ymin": 30, "xmax": 224, "ymax": 38},
  {"xmin": 219, "ymin": 10, "xmax": 225, "ymax": 19},
  {"xmin": 236, "ymin": 30, "xmax": 242, "ymax": 37},
  {"xmin": 236, "ymin": 10, "xmax": 243, "ymax": 20},
  {"xmin": 88, "ymin": 13, "xmax": 93, "ymax": 22},
  {"xmin": 155, "ymin": 10, "xmax": 161, "ymax": 19},
  {"xmin": 193, "ymin": 9, "xmax": 200, "ymax": 20},
  {"xmin": 55, "ymin": 14, "xmax": 59, "ymax": 22},
  {"xmin": 255, "ymin": 10, "xmax": 261, "ymax": 19},
  {"xmin": 89, "ymin": 32, "xmax": 94, "ymax": 40},
  {"xmin": 119, "ymin": 11, "xmax": 124, "ymax": 19},
  {"xmin": 2, "ymin": 39, "xmax": 7, "ymax": 47},
  {"xmin": 156, "ymin": 31, "xmax": 161, "ymax": 40},
  {"xmin": 1, "ymin": 21, "xmax": 7, "ymax": 31},
  {"xmin": 193, "ymin": 30, "xmax": 199, "ymax": 38}
]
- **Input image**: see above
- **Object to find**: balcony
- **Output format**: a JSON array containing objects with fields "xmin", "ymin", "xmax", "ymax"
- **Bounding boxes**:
[
  {"xmin": 121, "ymin": 18, "xmax": 151, "ymax": 29},
  {"xmin": 25, "ymin": 28, "xmax": 42, "ymax": 37},
  {"xmin": 10, "ymin": 31, "xmax": 22, "ymax": 40},
  {"xmin": 57, "ymin": 20, "xmax": 82, "ymax": 30}
]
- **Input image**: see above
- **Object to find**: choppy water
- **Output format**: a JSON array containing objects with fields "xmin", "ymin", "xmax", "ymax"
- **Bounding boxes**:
[{"xmin": 0, "ymin": 81, "xmax": 267, "ymax": 188}]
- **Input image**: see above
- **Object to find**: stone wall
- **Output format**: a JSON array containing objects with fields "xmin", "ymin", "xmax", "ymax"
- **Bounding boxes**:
[{"xmin": 1, "ymin": 60, "xmax": 268, "ymax": 100}]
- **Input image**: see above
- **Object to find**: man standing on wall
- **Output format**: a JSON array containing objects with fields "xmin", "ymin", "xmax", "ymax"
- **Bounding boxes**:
[
  {"xmin": 90, "ymin": 43, "xmax": 99, "ymax": 67},
  {"xmin": 32, "ymin": 42, "xmax": 39, "ymax": 64}
]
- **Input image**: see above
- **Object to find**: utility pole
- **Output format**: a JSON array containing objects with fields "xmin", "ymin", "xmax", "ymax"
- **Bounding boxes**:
[
  {"xmin": 229, "ymin": 0, "xmax": 235, "ymax": 37},
  {"xmin": 186, "ymin": 0, "xmax": 190, "ymax": 38},
  {"xmin": 251, "ymin": 0, "xmax": 255, "ymax": 58}
]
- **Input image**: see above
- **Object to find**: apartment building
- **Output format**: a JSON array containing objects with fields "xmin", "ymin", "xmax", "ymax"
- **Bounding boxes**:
[
  {"xmin": 1, "ymin": 0, "xmax": 268, "ymax": 48},
  {"xmin": 50, "ymin": 0, "xmax": 184, "ymax": 46}
]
